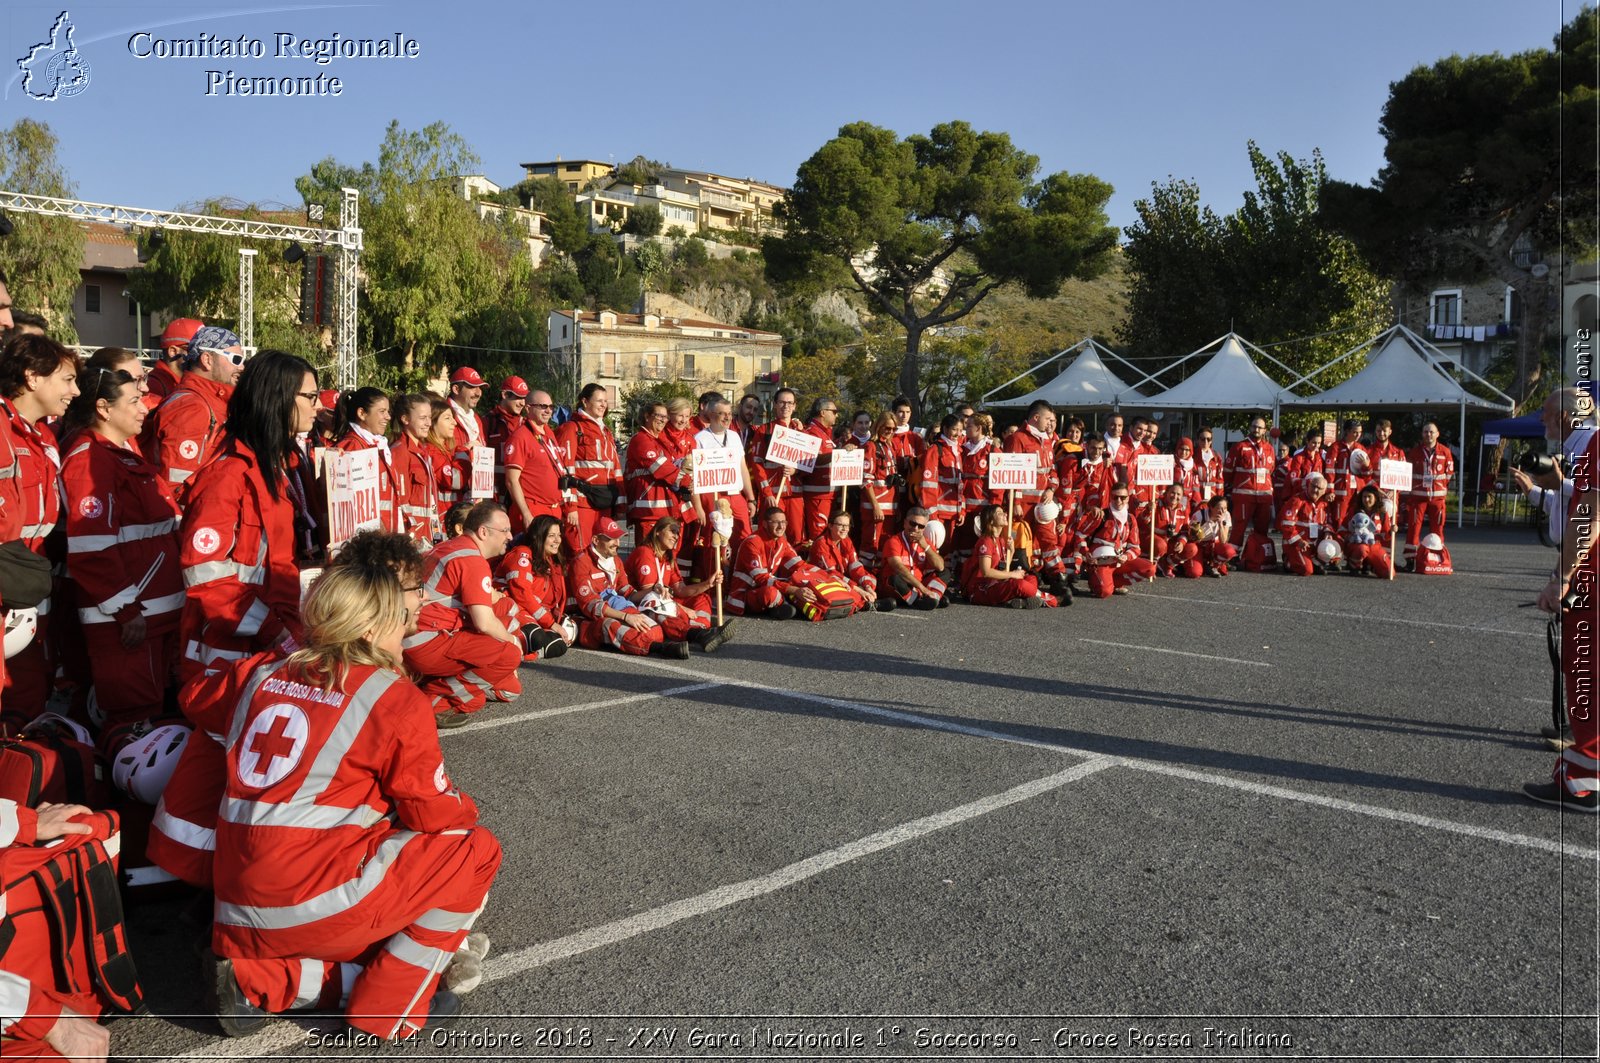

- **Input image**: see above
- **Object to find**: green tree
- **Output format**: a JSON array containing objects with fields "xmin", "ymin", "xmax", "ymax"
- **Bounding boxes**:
[
  {"xmin": 0, "ymin": 120, "xmax": 83, "ymax": 340},
  {"xmin": 1323, "ymin": 7, "xmax": 1599, "ymax": 404},
  {"xmin": 613, "ymin": 155, "xmax": 670, "ymax": 186},
  {"xmin": 621, "ymin": 204, "xmax": 662, "ymax": 237},
  {"xmin": 1123, "ymin": 143, "xmax": 1389, "ymax": 401},
  {"xmin": 766, "ymin": 120, "xmax": 1118, "ymax": 418},
  {"xmin": 518, "ymin": 177, "xmax": 589, "ymax": 253}
]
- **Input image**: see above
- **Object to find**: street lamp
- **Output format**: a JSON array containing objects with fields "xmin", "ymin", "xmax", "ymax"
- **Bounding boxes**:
[{"xmin": 121, "ymin": 289, "xmax": 141, "ymax": 357}]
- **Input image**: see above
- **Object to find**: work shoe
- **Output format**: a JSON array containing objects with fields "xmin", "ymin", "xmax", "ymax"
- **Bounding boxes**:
[
  {"xmin": 875, "ymin": 597, "xmax": 896, "ymax": 613},
  {"xmin": 1005, "ymin": 597, "xmax": 1028, "ymax": 609},
  {"xmin": 1113, "ymin": 586, "xmax": 1130, "ymax": 596},
  {"xmin": 386, "ymin": 989, "xmax": 464, "ymax": 1041},
  {"xmin": 935, "ymin": 595, "xmax": 951, "ymax": 608},
  {"xmin": 1523, "ymin": 782, "xmax": 1599, "ymax": 812},
  {"xmin": 648, "ymin": 640, "xmax": 690, "ymax": 659},
  {"xmin": 913, "ymin": 596, "xmax": 938, "ymax": 611},
  {"xmin": 436, "ymin": 711, "xmax": 472, "ymax": 730},
  {"xmin": 768, "ymin": 602, "xmax": 798, "ymax": 621},
  {"xmin": 1021, "ymin": 595, "xmax": 1044, "ymax": 610},
  {"xmin": 204, "ymin": 951, "xmax": 268, "ymax": 1037},
  {"xmin": 689, "ymin": 621, "xmax": 734, "ymax": 654},
  {"xmin": 442, "ymin": 932, "xmax": 491, "ymax": 995}
]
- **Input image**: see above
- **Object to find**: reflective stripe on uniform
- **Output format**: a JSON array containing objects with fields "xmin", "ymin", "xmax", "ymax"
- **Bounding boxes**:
[
  {"xmin": 215, "ymin": 829, "xmax": 420, "ymax": 931},
  {"xmin": 79, "ymin": 588, "xmax": 186, "ymax": 624},
  {"xmin": 68, "ymin": 517, "xmax": 179, "ymax": 553}
]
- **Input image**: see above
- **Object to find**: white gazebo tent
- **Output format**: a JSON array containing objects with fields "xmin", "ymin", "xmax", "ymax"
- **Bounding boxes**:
[
  {"xmin": 1281, "ymin": 323, "xmax": 1514, "ymax": 527},
  {"xmin": 1119, "ymin": 332, "xmax": 1300, "ymax": 418},
  {"xmin": 982, "ymin": 337, "xmax": 1146, "ymax": 409}
]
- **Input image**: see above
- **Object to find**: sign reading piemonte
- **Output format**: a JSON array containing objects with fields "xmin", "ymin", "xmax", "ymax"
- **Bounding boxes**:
[
  {"xmin": 692, "ymin": 447, "xmax": 744, "ymax": 495},
  {"xmin": 323, "ymin": 448, "xmax": 382, "ymax": 551},
  {"xmin": 988, "ymin": 452, "xmax": 1039, "ymax": 491},
  {"xmin": 1134, "ymin": 453, "xmax": 1176, "ymax": 487},
  {"xmin": 829, "ymin": 448, "xmax": 865, "ymax": 487},
  {"xmin": 766, "ymin": 425, "xmax": 822, "ymax": 473},
  {"xmin": 470, "ymin": 446, "xmax": 495, "ymax": 499},
  {"xmin": 1378, "ymin": 458, "xmax": 1413, "ymax": 493}
]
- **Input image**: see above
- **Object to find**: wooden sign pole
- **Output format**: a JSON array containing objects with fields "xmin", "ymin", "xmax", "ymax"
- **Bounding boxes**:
[{"xmin": 1388, "ymin": 489, "xmax": 1398, "ymax": 582}]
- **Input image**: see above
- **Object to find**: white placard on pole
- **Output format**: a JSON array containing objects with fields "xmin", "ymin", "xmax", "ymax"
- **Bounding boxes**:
[
  {"xmin": 1378, "ymin": 458, "xmax": 1413, "ymax": 493},
  {"xmin": 767, "ymin": 425, "xmax": 821, "ymax": 473},
  {"xmin": 1482, "ymin": 433, "xmax": 1501, "ymax": 446},
  {"xmin": 470, "ymin": 446, "xmax": 495, "ymax": 499},
  {"xmin": 829, "ymin": 448, "xmax": 865, "ymax": 488},
  {"xmin": 692, "ymin": 447, "xmax": 743, "ymax": 494},
  {"xmin": 1134, "ymin": 453, "xmax": 1176, "ymax": 487},
  {"xmin": 988, "ymin": 452, "xmax": 1037, "ymax": 491}
]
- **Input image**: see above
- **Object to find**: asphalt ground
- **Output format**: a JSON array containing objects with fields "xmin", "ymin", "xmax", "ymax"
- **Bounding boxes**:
[{"xmin": 110, "ymin": 525, "xmax": 1598, "ymax": 1061}]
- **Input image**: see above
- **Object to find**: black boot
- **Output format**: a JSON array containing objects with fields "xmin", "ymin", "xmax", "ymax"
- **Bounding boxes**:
[
  {"xmin": 522, "ymin": 627, "xmax": 568, "ymax": 660},
  {"xmin": 768, "ymin": 602, "xmax": 798, "ymax": 621},
  {"xmin": 648, "ymin": 640, "xmax": 690, "ymax": 659},
  {"xmin": 689, "ymin": 621, "xmax": 734, "ymax": 653}
]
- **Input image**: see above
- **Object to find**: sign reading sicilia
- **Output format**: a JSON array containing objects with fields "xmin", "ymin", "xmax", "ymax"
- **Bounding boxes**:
[{"xmin": 127, "ymin": 26, "xmax": 423, "ymax": 97}]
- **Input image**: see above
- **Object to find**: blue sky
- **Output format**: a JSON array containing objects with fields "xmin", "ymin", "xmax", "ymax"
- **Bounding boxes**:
[{"xmin": 0, "ymin": 0, "xmax": 1576, "ymax": 233}]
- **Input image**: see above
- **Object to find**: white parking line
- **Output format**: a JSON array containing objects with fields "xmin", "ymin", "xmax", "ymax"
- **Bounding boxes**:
[
  {"xmin": 1078, "ymin": 638, "xmax": 1272, "ymax": 667},
  {"xmin": 443, "ymin": 682, "xmax": 722, "ymax": 735},
  {"xmin": 1147, "ymin": 592, "xmax": 1544, "ymax": 639}
]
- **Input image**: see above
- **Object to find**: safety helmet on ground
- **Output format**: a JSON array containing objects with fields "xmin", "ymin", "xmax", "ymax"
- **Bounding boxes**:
[
  {"xmin": 1091, "ymin": 544, "xmax": 1118, "ymax": 563},
  {"xmin": 112, "ymin": 723, "xmax": 192, "ymax": 805},
  {"xmin": 1316, "ymin": 538, "xmax": 1344, "ymax": 564},
  {"xmin": 637, "ymin": 591, "xmax": 677, "ymax": 618},
  {"xmin": 22, "ymin": 711, "xmax": 92, "ymax": 747},
  {"xmin": 1421, "ymin": 533, "xmax": 1445, "ymax": 552},
  {"xmin": 3, "ymin": 608, "xmax": 37, "ymax": 659}
]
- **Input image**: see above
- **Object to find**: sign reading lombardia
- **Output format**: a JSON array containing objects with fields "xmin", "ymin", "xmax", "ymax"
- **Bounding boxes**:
[{"xmin": 127, "ymin": 29, "xmax": 422, "ymax": 96}]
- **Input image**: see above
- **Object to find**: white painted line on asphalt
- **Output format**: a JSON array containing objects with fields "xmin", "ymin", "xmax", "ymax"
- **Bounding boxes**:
[
  {"xmin": 443, "ymin": 682, "xmax": 722, "ymax": 735},
  {"xmin": 484, "ymin": 757, "xmax": 1116, "ymax": 980},
  {"xmin": 1078, "ymin": 638, "xmax": 1272, "ymax": 667},
  {"xmin": 1118, "ymin": 760, "xmax": 1600, "ymax": 862},
  {"xmin": 616, "ymin": 656, "xmax": 1599, "ymax": 862},
  {"xmin": 1148, "ymin": 592, "xmax": 1544, "ymax": 639}
]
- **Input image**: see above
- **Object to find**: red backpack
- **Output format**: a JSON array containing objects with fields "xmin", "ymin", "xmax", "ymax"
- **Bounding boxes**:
[{"xmin": 1241, "ymin": 531, "xmax": 1278, "ymax": 572}]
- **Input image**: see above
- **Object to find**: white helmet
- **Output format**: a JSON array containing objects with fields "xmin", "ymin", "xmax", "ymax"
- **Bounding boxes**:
[
  {"xmin": 560, "ymin": 615, "xmax": 579, "ymax": 643},
  {"xmin": 1035, "ymin": 501, "xmax": 1061, "ymax": 524},
  {"xmin": 1316, "ymin": 538, "xmax": 1344, "ymax": 564},
  {"xmin": 112, "ymin": 723, "xmax": 192, "ymax": 805},
  {"xmin": 924, "ymin": 519, "xmax": 946, "ymax": 549},
  {"xmin": 1421, "ymin": 533, "xmax": 1445, "ymax": 552},
  {"xmin": 4, "ymin": 608, "xmax": 37, "ymax": 660},
  {"xmin": 1091, "ymin": 544, "xmax": 1118, "ymax": 563},
  {"xmin": 22, "ymin": 711, "xmax": 93, "ymax": 747},
  {"xmin": 1349, "ymin": 449, "xmax": 1371, "ymax": 474},
  {"xmin": 637, "ymin": 591, "xmax": 677, "ymax": 618}
]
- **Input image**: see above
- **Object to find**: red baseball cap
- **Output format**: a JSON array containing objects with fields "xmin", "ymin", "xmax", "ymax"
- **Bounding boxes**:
[
  {"xmin": 158, "ymin": 318, "xmax": 204, "ymax": 349},
  {"xmin": 450, "ymin": 366, "xmax": 485, "ymax": 387},
  {"xmin": 501, "ymin": 376, "xmax": 529, "ymax": 398},
  {"xmin": 318, "ymin": 389, "xmax": 340, "ymax": 411},
  {"xmin": 592, "ymin": 517, "xmax": 623, "ymax": 540}
]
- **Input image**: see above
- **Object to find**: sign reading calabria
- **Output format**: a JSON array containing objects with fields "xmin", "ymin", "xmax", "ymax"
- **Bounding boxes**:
[{"xmin": 125, "ymin": 29, "xmax": 423, "ymax": 97}]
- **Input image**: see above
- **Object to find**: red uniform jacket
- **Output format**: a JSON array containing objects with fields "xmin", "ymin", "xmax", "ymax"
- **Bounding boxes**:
[
  {"xmin": 427, "ymin": 440, "xmax": 465, "ymax": 521},
  {"xmin": 1223, "ymin": 438, "xmax": 1276, "ymax": 499},
  {"xmin": 484, "ymin": 408, "xmax": 522, "ymax": 491},
  {"xmin": 1088, "ymin": 509, "xmax": 1142, "ymax": 558},
  {"xmin": 861, "ymin": 436, "xmax": 900, "ymax": 527},
  {"xmin": 808, "ymin": 533, "xmax": 874, "ymax": 589},
  {"xmin": 1004, "ymin": 425, "xmax": 1056, "ymax": 504},
  {"xmin": 146, "ymin": 360, "xmax": 182, "ymax": 402},
  {"xmin": 960, "ymin": 533, "xmax": 1015, "ymax": 595},
  {"xmin": 146, "ymin": 376, "xmax": 232, "ymax": 501},
  {"xmin": 798, "ymin": 419, "xmax": 836, "ymax": 500},
  {"xmin": 180, "ymin": 441, "xmax": 303, "ymax": 677},
  {"xmin": 1278, "ymin": 494, "xmax": 1331, "ymax": 547},
  {"xmin": 1408, "ymin": 444, "xmax": 1455, "ymax": 500},
  {"xmin": 625, "ymin": 542, "xmax": 691, "ymax": 596},
  {"xmin": 0, "ymin": 398, "xmax": 60, "ymax": 553},
  {"xmin": 333, "ymin": 429, "xmax": 403, "ymax": 533},
  {"xmin": 495, "ymin": 545, "xmax": 566, "ymax": 631},
  {"xmin": 504, "ymin": 422, "xmax": 573, "ymax": 533},
  {"xmin": 391, "ymin": 435, "xmax": 439, "ymax": 544},
  {"xmin": 62, "ymin": 432, "xmax": 183, "ymax": 632},
  {"xmin": 747, "ymin": 419, "xmax": 804, "ymax": 506},
  {"xmin": 418, "ymin": 536, "xmax": 495, "ymax": 634},
  {"xmin": 1325, "ymin": 440, "xmax": 1367, "ymax": 503},
  {"xmin": 556, "ymin": 411, "xmax": 623, "ymax": 516},
  {"xmin": 624, "ymin": 429, "xmax": 684, "ymax": 526},
  {"xmin": 1196, "ymin": 447, "xmax": 1224, "ymax": 501},
  {"xmin": 917, "ymin": 435, "xmax": 964, "ymax": 524},
  {"xmin": 963, "ymin": 439, "xmax": 998, "ymax": 515},
  {"xmin": 732, "ymin": 531, "xmax": 803, "ymax": 595},
  {"xmin": 879, "ymin": 531, "xmax": 940, "ymax": 585},
  {"xmin": 449, "ymin": 401, "xmax": 486, "ymax": 456},
  {"xmin": 568, "ymin": 547, "xmax": 636, "ymax": 620}
]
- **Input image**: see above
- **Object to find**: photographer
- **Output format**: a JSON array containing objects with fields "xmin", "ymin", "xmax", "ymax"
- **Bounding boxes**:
[
  {"xmin": 1512, "ymin": 388, "xmax": 1597, "ymax": 544},
  {"xmin": 1522, "ymin": 387, "xmax": 1600, "ymax": 812}
]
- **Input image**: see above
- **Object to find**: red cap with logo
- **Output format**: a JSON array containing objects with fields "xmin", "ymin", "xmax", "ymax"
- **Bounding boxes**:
[
  {"xmin": 450, "ymin": 366, "xmax": 486, "ymax": 387},
  {"xmin": 501, "ymin": 376, "xmax": 529, "ymax": 398},
  {"xmin": 592, "ymin": 517, "xmax": 624, "ymax": 540}
]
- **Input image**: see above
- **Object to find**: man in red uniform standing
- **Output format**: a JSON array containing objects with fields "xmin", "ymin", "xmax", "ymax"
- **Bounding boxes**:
[
  {"xmin": 1324, "ymin": 419, "xmax": 1367, "ymax": 530},
  {"xmin": 797, "ymin": 398, "xmax": 839, "ymax": 545},
  {"xmin": 484, "ymin": 376, "xmax": 528, "ymax": 494},
  {"xmin": 1005, "ymin": 400, "xmax": 1057, "ymax": 521},
  {"xmin": 1403, "ymin": 421, "xmax": 1456, "ymax": 571},
  {"xmin": 556, "ymin": 383, "xmax": 624, "ymax": 554},
  {"xmin": 447, "ymin": 367, "xmax": 487, "ymax": 455},
  {"xmin": 1195, "ymin": 426, "xmax": 1224, "ymax": 504},
  {"xmin": 1222, "ymin": 416, "xmax": 1276, "ymax": 547},
  {"xmin": 147, "ymin": 317, "xmax": 204, "ymax": 403},
  {"xmin": 747, "ymin": 388, "xmax": 806, "ymax": 544},
  {"xmin": 146, "ymin": 325, "xmax": 242, "ymax": 501},
  {"xmin": 503, "ymin": 389, "xmax": 573, "ymax": 534}
]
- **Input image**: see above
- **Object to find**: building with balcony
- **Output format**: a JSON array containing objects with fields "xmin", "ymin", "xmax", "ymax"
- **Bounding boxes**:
[
  {"xmin": 519, "ymin": 157, "xmax": 616, "ymax": 194},
  {"xmin": 453, "ymin": 175, "xmax": 551, "ymax": 266},
  {"xmin": 656, "ymin": 168, "xmax": 786, "ymax": 233},
  {"xmin": 575, "ymin": 182, "xmax": 700, "ymax": 234},
  {"xmin": 547, "ymin": 305, "xmax": 783, "ymax": 409}
]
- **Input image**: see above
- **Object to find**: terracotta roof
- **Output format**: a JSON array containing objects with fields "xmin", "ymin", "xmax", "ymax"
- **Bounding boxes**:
[
  {"xmin": 567, "ymin": 309, "xmax": 781, "ymax": 339},
  {"xmin": 80, "ymin": 222, "xmax": 139, "ymax": 271}
]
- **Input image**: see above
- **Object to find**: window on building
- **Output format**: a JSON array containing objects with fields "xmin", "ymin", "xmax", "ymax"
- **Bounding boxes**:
[
  {"xmin": 85, "ymin": 284, "xmax": 100, "ymax": 313},
  {"xmin": 681, "ymin": 352, "xmax": 698, "ymax": 379},
  {"xmin": 567, "ymin": 182, "xmax": 578, "ymax": 193},
  {"xmin": 127, "ymin": 299, "xmax": 137, "ymax": 316},
  {"xmin": 606, "ymin": 385, "xmax": 619, "ymax": 408},
  {"xmin": 601, "ymin": 351, "xmax": 619, "ymax": 377},
  {"xmin": 1429, "ymin": 289, "xmax": 1461, "ymax": 327},
  {"xmin": 1505, "ymin": 286, "xmax": 1523, "ymax": 327},
  {"xmin": 642, "ymin": 351, "xmax": 666, "ymax": 379},
  {"xmin": 722, "ymin": 356, "xmax": 738, "ymax": 382},
  {"xmin": 565, "ymin": 164, "xmax": 581, "ymax": 173},
  {"xmin": 758, "ymin": 357, "xmax": 774, "ymax": 376}
]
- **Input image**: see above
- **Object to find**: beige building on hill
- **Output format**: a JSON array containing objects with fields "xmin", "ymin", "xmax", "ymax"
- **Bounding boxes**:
[
  {"xmin": 547, "ymin": 306, "xmax": 783, "ymax": 409},
  {"xmin": 520, "ymin": 157, "xmax": 616, "ymax": 193}
]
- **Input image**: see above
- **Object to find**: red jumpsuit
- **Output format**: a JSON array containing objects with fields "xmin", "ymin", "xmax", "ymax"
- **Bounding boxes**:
[
  {"xmin": 960, "ymin": 534, "xmax": 1038, "ymax": 606},
  {"xmin": 496, "ymin": 546, "xmax": 568, "ymax": 633},
  {"xmin": 1404, "ymin": 443, "xmax": 1455, "ymax": 562},
  {"xmin": 392, "ymin": 435, "xmax": 440, "ymax": 545},
  {"xmin": 407, "ymin": 536, "xmax": 523, "ymax": 717},
  {"xmin": 878, "ymin": 533, "xmax": 949, "ymax": 606},
  {"xmin": 1278, "ymin": 493, "xmax": 1332, "ymax": 576},
  {"xmin": 1283, "ymin": 447, "xmax": 1327, "ymax": 512},
  {"xmin": 61, "ymin": 431, "xmax": 183, "ymax": 745},
  {"xmin": 1004, "ymin": 425, "xmax": 1055, "ymax": 520},
  {"xmin": 809, "ymin": 533, "xmax": 877, "ymax": 597},
  {"xmin": 1141, "ymin": 498, "xmax": 1199, "ymax": 576},
  {"xmin": 1222, "ymin": 437, "xmax": 1276, "ymax": 546},
  {"xmin": 1174, "ymin": 456, "xmax": 1207, "ymax": 512},
  {"xmin": 333, "ymin": 430, "xmax": 403, "ymax": 534},
  {"xmin": 503, "ymin": 422, "xmax": 573, "ymax": 535},
  {"xmin": 624, "ymin": 544, "xmax": 712, "ymax": 639},
  {"xmin": 728, "ymin": 530, "xmax": 805, "ymax": 616},
  {"xmin": 859, "ymin": 436, "xmax": 900, "ymax": 566},
  {"xmin": 556, "ymin": 411, "xmax": 623, "ymax": 555},
  {"xmin": 798, "ymin": 419, "xmax": 837, "ymax": 543},
  {"xmin": 1085, "ymin": 509, "xmax": 1156, "ymax": 598},
  {"xmin": 916, "ymin": 435, "xmax": 964, "ymax": 533},
  {"xmin": 145, "ymin": 376, "xmax": 232, "ymax": 503},
  {"xmin": 195, "ymin": 654, "xmax": 501, "ymax": 1040},
  {"xmin": 624, "ymin": 428, "xmax": 683, "ymax": 543},
  {"xmin": 1196, "ymin": 446, "xmax": 1225, "ymax": 503},
  {"xmin": 568, "ymin": 547, "xmax": 663, "ymax": 654},
  {"xmin": 0, "ymin": 399, "xmax": 60, "ymax": 723},
  {"xmin": 747, "ymin": 420, "xmax": 806, "ymax": 545},
  {"xmin": 1324, "ymin": 440, "xmax": 1366, "ymax": 530}
]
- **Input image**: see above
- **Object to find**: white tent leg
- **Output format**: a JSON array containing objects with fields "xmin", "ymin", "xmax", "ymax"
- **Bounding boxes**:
[{"xmin": 1458, "ymin": 401, "xmax": 1466, "ymax": 529}]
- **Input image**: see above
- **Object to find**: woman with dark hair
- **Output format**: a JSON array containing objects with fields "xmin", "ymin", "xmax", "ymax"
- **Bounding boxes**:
[
  {"xmin": 495, "ymin": 514, "xmax": 573, "ymax": 656},
  {"xmin": 178, "ymin": 350, "xmax": 316, "ymax": 680},
  {"xmin": 426, "ymin": 397, "xmax": 466, "ymax": 525},
  {"xmin": 332, "ymin": 386, "xmax": 402, "ymax": 533},
  {"xmin": 391, "ymin": 393, "xmax": 439, "ymax": 544},
  {"xmin": 0, "ymin": 334, "xmax": 81, "ymax": 722},
  {"xmin": 960, "ymin": 503, "xmax": 1044, "ymax": 608},
  {"xmin": 625, "ymin": 516, "xmax": 731, "ymax": 652},
  {"xmin": 554, "ymin": 382, "xmax": 622, "ymax": 553},
  {"xmin": 60, "ymin": 365, "xmax": 182, "ymax": 754}
]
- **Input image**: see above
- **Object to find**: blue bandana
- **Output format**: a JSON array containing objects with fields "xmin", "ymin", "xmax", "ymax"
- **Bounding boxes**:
[{"xmin": 186, "ymin": 325, "xmax": 242, "ymax": 365}]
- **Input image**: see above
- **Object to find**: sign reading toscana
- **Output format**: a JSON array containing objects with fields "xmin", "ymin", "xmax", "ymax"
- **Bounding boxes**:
[{"xmin": 127, "ymin": 29, "xmax": 423, "ymax": 96}]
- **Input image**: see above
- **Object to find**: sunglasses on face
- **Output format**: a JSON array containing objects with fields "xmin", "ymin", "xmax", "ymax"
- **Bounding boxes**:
[{"xmin": 907, "ymin": 521, "xmax": 928, "ymax": 530}]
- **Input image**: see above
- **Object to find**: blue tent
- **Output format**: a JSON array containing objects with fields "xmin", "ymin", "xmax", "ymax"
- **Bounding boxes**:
[{"xmin": 1481, "ymin": 413, "xmax": 1543, "ymax": 438}]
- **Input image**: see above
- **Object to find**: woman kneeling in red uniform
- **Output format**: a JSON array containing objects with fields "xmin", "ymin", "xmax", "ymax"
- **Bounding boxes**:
[
  {"xmin": 961, "ymin": 504, "xmax": 1044, "ymax": 608},
  {"xmin": 197, "ymin": 563, "xmax": 501, "ymax": 1041},
  {"xmin": 626, "ymin": 517, "xmax": 733, "ymax": 653}
]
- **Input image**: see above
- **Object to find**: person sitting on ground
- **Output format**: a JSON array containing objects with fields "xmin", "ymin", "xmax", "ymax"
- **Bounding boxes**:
[
  {"xmin": 409, "ymin": 502, "xmax": 533, "ymax": 725},
  {"xmin": 960, "ymin": 504, "xmax": 1046, "ymax": 609},
  {"xmin": 1279, "ymin": 471, "xmax": 1334, "ymax": 576},
  {"xmin": 1084, "ymin": 485, "xmax": 1156, "ymax": 597},
  {"xmin": 1141, "ymin": 482, "xmax": 1199, "ymax": 579},
  {"xmin": 194, "ymin": 562, "xmax": 500, "ymax": 1042},
  {"xmin": 496, "ymin": 515, "xmax": 576, "ymax": 656},
  {"xmin": 879, "ymin": 505, "xmax": 950, "ymax": 610},
  {"xmin": 1342, "ymin": 485, "xmax": 1392, "ymax": 578},
  {"xmin": 727, "ymin": 506, "xmax": 808, "ymax": 620},
  {"xmin": 568, "ymin": 517, "xmax": 688, "ymax": 657},
  {"xmin": 808, "ymin": 510, "xmax": 880, "ymax": 611},
  {"xmin": 625, "ymin": 517, "xmax": 733, "ymax": 653},
  {"xmin": 1190, "ymin": 496, "xmax": 1237, "ymax": 577}
]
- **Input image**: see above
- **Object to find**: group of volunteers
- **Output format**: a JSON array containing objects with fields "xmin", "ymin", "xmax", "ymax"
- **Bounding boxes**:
[{"xmin": 0, "ymin": 284, "xmax": 1478, "ymax": 1058}]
